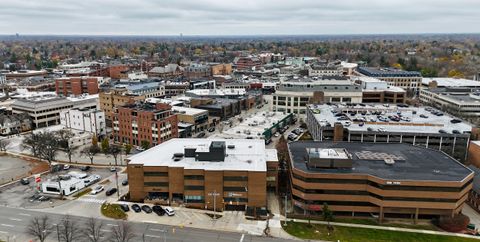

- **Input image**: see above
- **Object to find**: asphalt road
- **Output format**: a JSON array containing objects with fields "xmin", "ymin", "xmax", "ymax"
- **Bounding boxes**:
[{"xmin": 0, "ymin": 207, "xmax": 296, "ymax": 242}]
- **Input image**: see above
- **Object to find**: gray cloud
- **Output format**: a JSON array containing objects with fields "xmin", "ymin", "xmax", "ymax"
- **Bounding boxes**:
[{"xmin": 1, "ymin": 0, "xmax": 479, "ymax": 35}]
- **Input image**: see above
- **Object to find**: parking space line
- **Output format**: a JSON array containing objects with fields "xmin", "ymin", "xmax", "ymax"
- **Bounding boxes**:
[
  {"xmin": 106, "ymin": 224, "xmax": 118, "ymax": 227},
  {"xmin": 0, "ymin": 224, "xmax": 13, "ymax": 227},
  {"xmin": 100, "ymin": 229, "xmax": 110, "ymax": 232},
  {"xmin": 192, "ymin": 212, "xmax": 205, "ymax": 221},
  {"xmin": 18, "ymin": 213, "xmax": 31, "ymax": 217},
  {"xmin": 240, "ymin": 234, "xmax": 245, "ymax": 242},
  {"xmin": 0, "ymin": 231, "xmax": 7, "ymax": 234},
  {"xmin": 145, "ymin": 234, "xmax": 161, "ymax": 238},
  {"xmin": 8, "ymin": 218, "xmax": 22, "ymax": 222}
]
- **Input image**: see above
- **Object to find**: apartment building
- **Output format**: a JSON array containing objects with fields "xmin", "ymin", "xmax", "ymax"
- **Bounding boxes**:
[
  {"xmin": 113, "ymin": 102, "xmax": 178, "ymax": 148},
  {"xmin": 273, "ymin": 77, "xmax": 362, "ymax": 115},
  {"xmin": 0, "ymin": 113, "xmax": 33, "ymax": 135},
  {"xmin": 60, "ymin": 108, "xmax": 106, "ymax": 136},
  {"xmin": 184, "ymin": 63, "xmax": 211, "ymax": 80},
  {"xmin": 211, "ymin": 63, "xmax": 232, "ymax": 75},
  {"xmin": 306, "ymin": 104, "xmax": 472, "ymax": 162},
  {"xmin": 126, "ymin": 139, "xmax": 278, "ymax": 214},
  {"xmin": 55, "ymin": 77, "xmax": 100, "ymax": 96},
  {"xmin": 308, "ymin": 64, "xmax": 343, "ymax": 77},
  {"xmin": 99, "ymin": 88, "xmax": 144, "ymax": 126},
  {"xmin": 288, "ymin": 141, "xmax": 473, "ymax": 222},
  {"xmin": 234, "ymin": 56, "xmax": 262, "ymax": 71},
  {"xmin": 357, "ymin": 67, "xmax": 421, "ymax": 92}
]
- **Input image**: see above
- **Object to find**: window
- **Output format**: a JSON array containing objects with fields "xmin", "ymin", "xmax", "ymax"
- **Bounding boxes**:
[
  {"xmin": 224, "ymin": 187, "xmax": 247, "ymax": 192},
  {"xmin": 144, "ymin": 172, "xmax": 168, "ymax": 176},
  {"xmin": 144, "ymin": 182, "xmax": 168, "ymax": 187},
  {"xmin": 185, "ymin": 195, "xmax": 204, "ymax": 203},
  {"xmin": 224, "ymin": 176, "xmax": 248, "ymax": 181},
  {"xmin": 184, "ymin": 185, "xmax": 204, "ymax": 190},
  {"xmin": 184, "ymin": 175, "xmax": 204, "ymax": 180}
]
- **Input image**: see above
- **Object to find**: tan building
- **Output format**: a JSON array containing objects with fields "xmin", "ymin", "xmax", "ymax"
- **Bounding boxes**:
[
  {"xmin": 171, "ymin": 106, "xmax": 209, "ymax": 136},
  {"xmin": 126, "ymin": 139, "xmax": 278, "ymax": 214},
  {"xmin": 99, "ymin": 88, "xmax": 144, "ymax": 126},
  {"xmin": 288, "ymin": 141, "xmax": 473, "ymax": 223},
  {"xmin": 211, "ymin": 63, "xmax": 232, "ymax": 75}
]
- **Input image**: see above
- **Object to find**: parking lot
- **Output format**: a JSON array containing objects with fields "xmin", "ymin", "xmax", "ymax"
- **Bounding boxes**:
[
  {"xmin": 0, "ymin": 165, "xmax": 114, "ymax": 209},
  {"xmin": 0, "ymin": 154, "xmax": 38, "ymax": 185}
]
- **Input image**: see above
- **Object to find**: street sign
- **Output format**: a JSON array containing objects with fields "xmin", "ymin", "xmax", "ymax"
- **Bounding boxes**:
[
  {"xmin": 34, "ymin": 175, "xmax": 41, "ymax": 183},
  {"xmin": 208, "ymin": 192, "xmax": 220, "ymax": 196}
]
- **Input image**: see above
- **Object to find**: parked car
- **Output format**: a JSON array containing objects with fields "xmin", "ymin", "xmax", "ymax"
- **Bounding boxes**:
[
  {"xmin": 131, "ymin": 204, "xmax": 141, "ymax": 213},
  {"xmin": 20, "ymin": 178, "xmax": 30, "ymax": 185},
  {"xmin": 29, "ymin": 193, "xmax": 41, "ymax": 202},
  {"xmin": 439, "ymin": 129, "xmax": 447, "ymax": 134},
  {"xmin": 141, "ymin": 205, "xmax": 153, "ymax": 213},
  {"xmin": 420, "ymin": 114, "xmax": 428, "ymax": 118},
  {"xmin": 119, "ymin": 204, "xmax": 130, "ymax": 212},
  {"xmin": 152, "ymin": 205, "xmax": 165, "ymax": 216},
  {"xmin": 274, "ymin": 132, "xmax": 280, "ymax": 137},
  {"xmin": 80, "ymin": 166, "xmax": 91, "ymax": 171},
  {"xmin": 196, "ymin": 132, "xmax": 206, "ymax": 138},
  {"xmin": 452, "ymin": 130, "xmax": 461, "ymax": 134},
  {"xmin": 208, "ymin": 127, "xmax": 215, "ymax": 132},
  {"xmin": 90, "ymin": 185, "xmax": 104, "ymax": 195},
  {"xmin": 121, "ymin": 179, "xmax": 128, "ymax": 186},
  {"xmin": 164, "ymin": 207, "xmax": 175, "ymax": 216},
  {"xmin": 451, "ymin": 119, "xmax": 462, "ymax": 124},
  {"xmin": 110, "ymin": 167, "xmax": 116, "ymax": 172},
  {"xmin": 63, "ymin": 165, "xmax": 70, "ymax": 170},
  {"xmin": 105, "ymin": 188, "xmax": 117, "ymax": 196},
  {"xmin": 38, "ymin": 196, "xmax": 50, "ymax": 202}
]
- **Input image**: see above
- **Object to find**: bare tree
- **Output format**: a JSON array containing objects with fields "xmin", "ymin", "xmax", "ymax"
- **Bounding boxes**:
[
  {"xmin": 57, "ymin": 129, "xmax": 77, "ymax": 163},
  {"xmin": 57, "ymin": 215, "xmax": 82, "ymax": 242},
  {"xmin": 22, "ymin": 132, "xmax": 42, "ymax": 157},
  {"xmin": 0, "ymin": 138, "xmax": 10, "ymax": 152},
  {"xmin": 109, "ymin": 221, "xmax": 135, "ymax": 242},
  {"xmin": 109, "ymin": 144, "xmax": 123, "ymax": 166},
  {"xmin": 81, "ymin": 144, "xmax": 101, "ymax": 165},
  {"xmin": 38, "ymin": 131, "xmax": 60, "ymax": 166},
  {"xmin": 26, "ymin": 215, "xmax": 53, "ymax": 242},
  {"xmin": 84, "ymin": 217, "xmax": 105, "ymax": 242}
]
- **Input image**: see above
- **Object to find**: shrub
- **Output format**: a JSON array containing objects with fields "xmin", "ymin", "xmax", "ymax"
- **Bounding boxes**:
[
  {"xmin": 101, "ymin": 203, "xmax": 127, "ymax": 220},
  {"xmin": 438, "ymin": 214, "xmax": 469, "ymax": 232}
]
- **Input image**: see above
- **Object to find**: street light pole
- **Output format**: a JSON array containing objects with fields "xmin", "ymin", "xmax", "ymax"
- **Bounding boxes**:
[{"xmin": 284, "ymin": 193, "xmax": 288, "ymax": 226}]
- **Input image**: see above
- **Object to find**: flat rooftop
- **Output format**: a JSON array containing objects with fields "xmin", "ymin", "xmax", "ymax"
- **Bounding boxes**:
[
  {"xmin": 289, "ymin": 141, "xmax": 473, "ymax": 182},
  {"xmin": 309, "ymin": 104, "xmax": 472, "ymax": 135},
  {"xmin": 172, "ymin": 106, "xmax": 207, "ymax": 116},
  {"xmin": 212, "ymin": 111, "xmax": 291, "ymax": 139},
  {"xmin": 358, "ymin": 67, "xmax": 421, "ymax": 77},
  {"xmin": 127, "ymin": 138, "xmax": 278, "ymax": 171},
  {"xmin": 422, "ymin": 78, "xmax": 480, "ymax": 88}
]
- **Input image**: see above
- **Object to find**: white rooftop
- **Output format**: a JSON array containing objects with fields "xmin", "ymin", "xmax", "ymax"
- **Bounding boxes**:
[
  {"xmin": 309, "ymin": 104, "xmax": 472, "ymax": 134},
  {"xmin": 127, "ymin": 139, "xmax": 277, "ymax": 171},
  {"xmin": 422, "ymin": 78, "xmax": 480, "ymax": 87},
  {"xmin": 308, "ymin": 148, "xmax": 350, "ymax": 159},
  {"xmin": 186, "ymin": 88, "xmax": 246, "ymax": 96},
  {"xmin": 172, "ymin": 106, "xmax": 207, "ymax": 116}
]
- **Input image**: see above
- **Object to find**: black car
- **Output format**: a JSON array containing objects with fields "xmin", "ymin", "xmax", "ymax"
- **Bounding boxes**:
[
  {"xmin": 452, "ymin": 130, "xmax": 461, "ymax": 134},
  {"xmin": 141, "ymin": 205, "xmax": 152, "ymax": 213},
  {"xmin": 119, "ymin": 204, "xmax": 130, "ymax": 212},
  {"xmin": 20, "ymin": 178, "xmax": 30, "ymax": 185},
  {"xmin": 152, "ymin": 205, "xmax": 165, "ymax": 216},
  {"xmin": 105, "ymin": 188, "xmax": 117, "ymax": 196},
  {"xmin": 80, "ymin": 166, "xmax": 91, "ymax": 171},
  {"xmin": 196, "ymin": 132, "xmax": 206, "ymax": 138},
  {"xmin": 208, "ymin": 127, "xmax": 215, "ymax": 132},
  {"xmin": 131, "ymin": 204, "xmax": 141, "ymax": 213},
  {"xmin": 451, "ymin": 119, "xmax": 462, "ymax": 124},
  {"xmin": 121, "ymin": 179, "xmax": 128, "ymax": 186}
]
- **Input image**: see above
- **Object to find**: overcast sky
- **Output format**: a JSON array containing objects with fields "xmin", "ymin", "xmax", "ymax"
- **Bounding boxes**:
[{"xmin": 0, "ymin": 0, "xmax": 479, "ymax": 35}]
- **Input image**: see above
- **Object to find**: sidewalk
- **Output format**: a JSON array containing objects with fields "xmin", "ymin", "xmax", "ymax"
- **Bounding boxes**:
[{"xmin": 288, "ymin": 218, "xmax": 480, "ymax": 240}]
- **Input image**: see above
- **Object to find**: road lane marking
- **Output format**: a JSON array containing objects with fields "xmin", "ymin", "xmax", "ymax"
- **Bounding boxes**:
[
  {"xmin": 145, "ymin": 234, "xmax": 161, "ymax": 238},
  {"xmin": 0, "ymin": 224, "xmax": 13, "ymax": 227},
  {"xmin": 8, "ymin": 218, "xmax": 22, "ymax": 222},
  {"xmin": 240, "ymin": 234, "xmax": 245, "ymax": 242},
  {"xmin": 107, "ymin": 224, "xmax": 118, "ymax": 227},
  {"xmin": 150, "ymin": 228, "xmax": 166, "ymax": 232},
  {"xmin": 18, "ymin": 213, "xmax": 31, "ymax": 217},
  {"xmin": 100, "ymin": 229, "xmax": 110, "ymax": 232},
  {"xmin": 0, "ymin": 231, "xmax": 7, "ymax": 234}
]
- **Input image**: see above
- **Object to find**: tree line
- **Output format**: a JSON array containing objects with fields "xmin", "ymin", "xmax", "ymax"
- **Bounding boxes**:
[{"xmin": 27, "ymin": 215, "xmax": 136, "ymax": 242}]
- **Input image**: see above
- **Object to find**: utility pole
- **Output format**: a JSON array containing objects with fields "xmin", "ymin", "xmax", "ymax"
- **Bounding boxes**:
[
  {"xmin": 115, "ymin": 169, "xmax": 120, "ymax": 198},
  {"xmin": 208, "ymin": 190, "xmax": 220, "ymax": 219},
  {"xmin": 284, "ymin": 193, "xmax": 288, "ymax": 226}
]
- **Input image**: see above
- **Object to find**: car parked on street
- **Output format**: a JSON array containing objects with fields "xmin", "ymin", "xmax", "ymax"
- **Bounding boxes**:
[
  {"xmin": 152, "ymin": 205, "xmax": 165, "ymax": 216},
  {"xmin": 119, "ymin": 204, "xmax": 130, "ymax": 212},
  {"xmin": 141, "ymin": 205, "xmax": 153, "ymax": 213},
  {"xmin": 121, "ymin": 179, "xmax": 128, "ymax": 186},
  {"xmin": 131, "ymin": 204, "xmax": 141, "ymax": 213},
  {"xmin": 20, "ymin": 178, "xmax": 30, "ymax": 185},
  {"xmin": 164, "ymin": 207, "xmax": 175, "ymax": 216}
]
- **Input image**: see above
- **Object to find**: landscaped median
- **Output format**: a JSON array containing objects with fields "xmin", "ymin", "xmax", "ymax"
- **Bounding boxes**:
[
  {"xmin": 73, "ymin": 188, "xmax": 92, "ymax": 198},
  {"xmin": 282, "ymin": 221, "xmax": 479, "ymax": 242},
  {"xmin": 101, "ymin": 203, "xmax": 127, "ymax": 220}
]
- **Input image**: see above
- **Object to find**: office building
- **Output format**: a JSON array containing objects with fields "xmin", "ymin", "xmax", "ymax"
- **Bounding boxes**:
[
  {"xmin": 127, "ymin": 138, "xmax": 278, "ymax": 213},
  {"xmin": 357, "ymin": 67, "xmax": 421, "ymax": 91},
  {"xmin": 353, "ymin": 76, "xmax": 406, "ymax": 104},
  {"xmin": 60, "ymin": 108, "xmax": 106, "ymax": 136},
  {"xmin": 288, "ymin": 141, "xmax": 473, "ymax": 222},
  {"xmin": 55, "ymin": 77, "xmax": 100, "ymax": 96},
  {"xmin": 171, "ymin": 106, "xmax": 209, "ymax": 137}
]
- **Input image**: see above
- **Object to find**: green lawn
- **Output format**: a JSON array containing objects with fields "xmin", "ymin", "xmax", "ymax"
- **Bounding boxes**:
[
  {"xmin": 332, "ymin": 217, "xmax": 440, "ymax": 231},
  {"xmin": 73, "ymin": 188, "xmax": 92, "ymax": 198},
  {"xmin": 101, "ymin": 203, "xmax": 127, "ymax": 220},
  {"xmin": 283, "ymin": 222, "xmax": 478, "ymax": 242}
]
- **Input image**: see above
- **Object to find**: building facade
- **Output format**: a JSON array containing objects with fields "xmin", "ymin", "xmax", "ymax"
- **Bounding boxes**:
[
  {"xmin": 0, "ymin": 113, "xmax": 33, "ymax": 135},
  {"xmin": 113, "ymin": 102, "xmax": 178, "ymax": 148},
  {"xmin": 172, "ymin": 106, "xmax": 209, "ymax": 136},
  {"xmin": 99, "ymin": 88, "xmax": 144, "ymax": 126},
  {"xmin": 60, "ymin": 108, "xmax": 106, "ymax": 136},
  {"xmin": 288, "ymin": 141, "xmax": 473, "ymax": 222},
  {"xmin": 357, "ymin": 67, "xmax": 421, "ymax": 91},
  {"xmin": 55, "ymin": 77, "xmax": 99, "ymax": 96},
  {"xmin": 126, "ymin": 139, "xmax": 278, "ymax": 214}
]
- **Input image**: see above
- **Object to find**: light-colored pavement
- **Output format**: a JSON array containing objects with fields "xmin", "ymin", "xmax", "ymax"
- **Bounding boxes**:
[{"xmin": 464, "ymin": 204, "xmax": 480, "ymax": 230}]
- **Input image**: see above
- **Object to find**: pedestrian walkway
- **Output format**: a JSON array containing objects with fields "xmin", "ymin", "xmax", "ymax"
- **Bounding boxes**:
[
  {"xmin": 288, "ymin": 218, "xmax": 480, "ymax": 240},
  {"xmin": 77, "ymin": 197, "xmax": 106, "ymax": 204}
]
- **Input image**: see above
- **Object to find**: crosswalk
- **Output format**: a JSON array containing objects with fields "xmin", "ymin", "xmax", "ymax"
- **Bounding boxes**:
[{"xmin": 77, "ymin": 197, "xmax": 106, "ymax": 204}]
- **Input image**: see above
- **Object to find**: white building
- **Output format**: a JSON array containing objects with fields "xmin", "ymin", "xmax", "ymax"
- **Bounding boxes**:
[
  {"xmin": 60, "ymin": 108, "xmax": 106, "ymax": 136},
  {"xmin": 0, "ymin": 73, "xmax": 6, "ymax": 85},
  {"xmin": 308, "ymin": 65, "xmax": 343, "ymax": 77}
]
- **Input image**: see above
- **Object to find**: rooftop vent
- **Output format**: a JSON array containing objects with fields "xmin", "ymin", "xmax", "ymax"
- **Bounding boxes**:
[
  {"xmin": 227, "ymin": 145, "xmax": 235, "ymax": 149},
  {"xmin": 384, "ymin": 158, "xmax": 395, "ymax": 165}
]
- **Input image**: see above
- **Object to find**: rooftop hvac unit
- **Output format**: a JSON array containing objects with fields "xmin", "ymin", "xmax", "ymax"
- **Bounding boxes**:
[
  {"xmin": 384, "ymin": 158, "xmax": 395, "ymax": 165},
  {"xmin": 227, "ymin": 145, "xmax": 235, "ymax": 149}
]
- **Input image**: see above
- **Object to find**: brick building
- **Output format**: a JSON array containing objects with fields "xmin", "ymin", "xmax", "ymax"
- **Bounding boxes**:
[
  {"xmin": 55, "ymin": 77, "xmax": 99, "ymax": 96},
  {"xmin": 126, "ymin": 138, "xmax": 278, "ymax": 214},
  {"xmin": 113, "ymin": 102, "xmax": 178, "ymax": 148}
]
